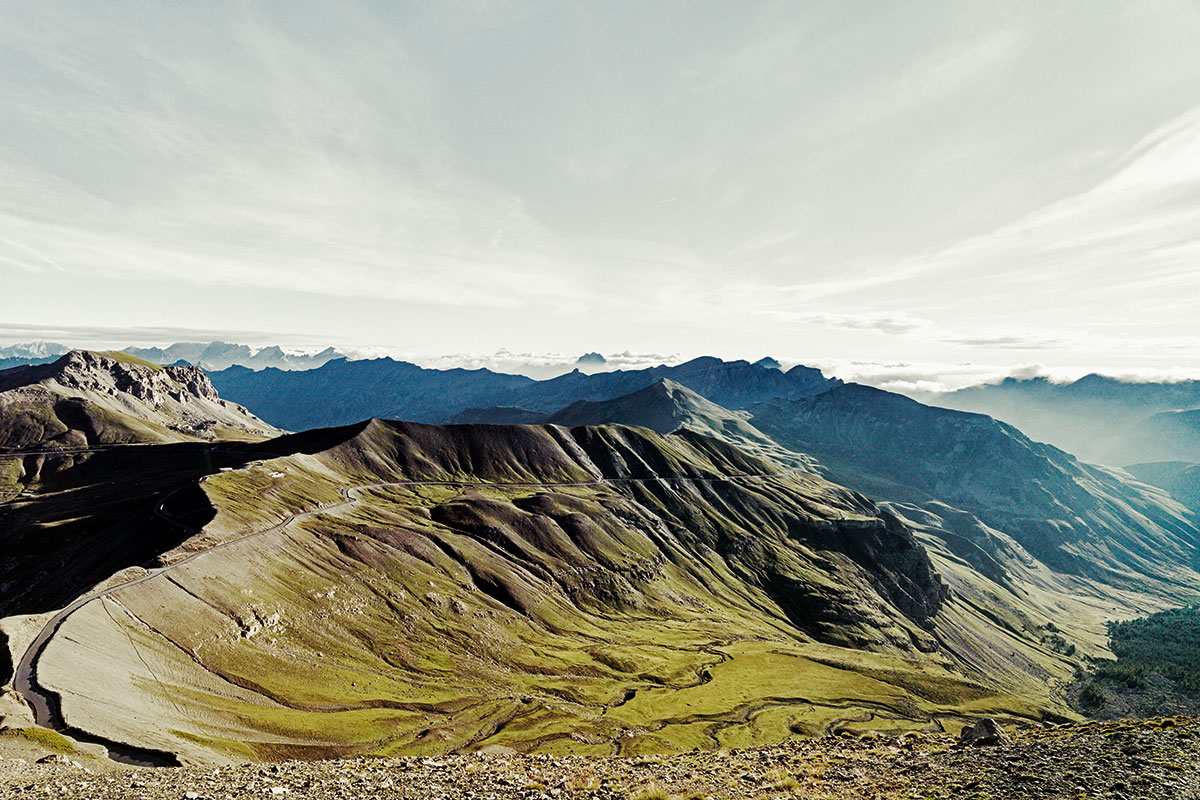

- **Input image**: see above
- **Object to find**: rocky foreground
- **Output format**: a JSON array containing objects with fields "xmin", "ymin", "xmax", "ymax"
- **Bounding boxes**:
[{"xmin": 3, "ymin": 717, "xmax": 1200, "ymax": 799}]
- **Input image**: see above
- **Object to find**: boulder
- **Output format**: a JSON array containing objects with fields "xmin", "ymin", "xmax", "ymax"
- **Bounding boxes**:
[{"xmin": 959, "ymin": 718, "xmax": 1010, "ymax": 747}]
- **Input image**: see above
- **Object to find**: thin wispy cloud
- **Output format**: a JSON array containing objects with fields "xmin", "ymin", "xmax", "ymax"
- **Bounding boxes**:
[{"xmin": 942, "ymin": 335, "xmax": 1064, "ymax": 351}]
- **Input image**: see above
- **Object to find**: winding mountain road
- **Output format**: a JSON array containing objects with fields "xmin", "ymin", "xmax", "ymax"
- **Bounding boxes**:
[{"xmin": 10, "ymin": 468, "xmax": 783, "ymax": 765}]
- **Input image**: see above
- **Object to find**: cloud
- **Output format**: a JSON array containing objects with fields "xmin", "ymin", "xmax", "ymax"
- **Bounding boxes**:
[
  {"xmin": 407, "ymin": 349, "xmax": 686, "ymax": 379},
  {"xmin": 1, "ymin": 2, "xmax": 1199, "ymax": 373},
  {"xmin": 0, "ymin": 322, "xmax": 320, "ymax": 350},
  {"xmin": 797, "ymin": 312, "xmax": 934, "ymax": 335},
  {"xmin": 877, "ymin": 103, "xmax": 1200, "ymax": 313},
  {"xmin": 0, "ymin": 4, "xmax": 588, "ymax": 312},
  {"xmin": 745, "ymin": 301, "xmax": 936, "ymax": 336},
  {"xmin": 940, "ymin": 334, "xmax": 1063, "ymax": 350}
]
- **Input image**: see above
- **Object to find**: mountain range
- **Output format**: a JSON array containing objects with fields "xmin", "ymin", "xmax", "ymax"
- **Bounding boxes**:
[
  {"xmin": 0, "ymin": 341, "xmax": 347, "ymax": 373},
  {"xmin": 124, "ymin": 342, "xmax": 346, "ymax": 371},
  {"xmin": 458, "ymin": 373, "xmax": 1200, "ymax": 603},
  {"xmin": 207, "ymin": 355, "xmax": 839, "ymax": 431},
  {"xmin": 3, "ymin": 351, "xmax": 1200, "ymax": 766}
]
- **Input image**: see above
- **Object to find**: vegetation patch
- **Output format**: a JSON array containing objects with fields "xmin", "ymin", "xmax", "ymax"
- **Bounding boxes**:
[
  {"xmin": 0, "ymin": 726, "xmax": 78, "ymax": 754},
  {"xmin": 1107, "ymin": 606, "xmax": 1200, "ymax": 688},
  {"xmin": 1074, "ymin": 605, "xmax": 1200, "ymax": 719}
]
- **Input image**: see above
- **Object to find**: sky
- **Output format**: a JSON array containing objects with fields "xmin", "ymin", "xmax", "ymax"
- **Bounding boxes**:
[{"xmin": 2, "ymin": 0, "xmax": 1200, "ymax": 390}]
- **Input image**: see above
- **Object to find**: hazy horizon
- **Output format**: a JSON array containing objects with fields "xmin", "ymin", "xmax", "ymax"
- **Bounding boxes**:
[
  {"xmin": 3, "ymin": 2, "xmax": 1200, "ymax": 387},
  {"xmin": 7, "ymin": 328, "xmax": 1200, "ymax": 395}
]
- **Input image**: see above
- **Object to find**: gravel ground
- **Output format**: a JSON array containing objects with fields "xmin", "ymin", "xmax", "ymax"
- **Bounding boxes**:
[{"xmin": 3, "ymin": 717, "xmax": 1199, "ymax": 799}]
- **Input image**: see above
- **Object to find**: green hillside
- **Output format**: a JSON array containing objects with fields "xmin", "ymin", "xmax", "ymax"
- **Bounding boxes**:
[{"xmin": 27, "ymin": 421, "xmax": 1067, "ymax": 764}]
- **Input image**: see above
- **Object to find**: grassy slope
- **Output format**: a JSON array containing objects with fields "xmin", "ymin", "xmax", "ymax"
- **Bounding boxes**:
[{"xmin": 38, "ymin": 422, "xmax": 1057, "ymax": 764}]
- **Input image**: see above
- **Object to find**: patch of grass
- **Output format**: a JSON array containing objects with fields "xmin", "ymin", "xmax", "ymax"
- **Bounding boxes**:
[
  {"xmin": 629, "ymin": 783, "xmax": 669, "ymax": 800},
  {"xmin": 0, "ymin": 727, "xmax": 77, "ymax": 754},
  {"xmin": 765, "ymin": 768, "xmax": 800, "ymax": 792},
  {"xmin": 93, "ymin": 350, "xmax": 165, "ymax": 370}
]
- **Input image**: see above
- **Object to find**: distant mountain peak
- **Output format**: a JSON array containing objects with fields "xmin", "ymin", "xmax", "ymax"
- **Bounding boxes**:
[
  {"xmin": 576, "ymin": 352, "xmax": 607, "ymax": 365},
  {"xmin": 755, "ymin": 356, "xmax": 782, "ymax": 370},
  {"xmin": 0, "ymin": 341, "xmax": 70, "ymax": 360},
  {"xmin": 122, "ymin": 340, "xmax": 347, "ymax": 371}
]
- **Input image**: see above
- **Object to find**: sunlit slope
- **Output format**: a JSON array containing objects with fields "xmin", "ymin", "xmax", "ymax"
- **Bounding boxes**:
[
  {"xmin": 1118, "ymin": 409, "xmax": 1200, "ymax": 464},
  {"xmin": 938, "ymin": 374, "xmax": 1200, "ymax": 465},
  {"xmin": 36, "ymin": 421, "xmax": 1065, "ymax": 764},
  {"xmin": 1127, "ymin": 461, "xmax": 1200, "ymax": 514}
]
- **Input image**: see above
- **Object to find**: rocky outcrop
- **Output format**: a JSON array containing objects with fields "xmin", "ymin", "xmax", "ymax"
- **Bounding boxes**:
[
  {"xmin": 0, "ymin": 351, "xmax": 277, "ymax": 452},
  {"xmin": 4, "ymin": 718, "xmax": 1200, "ymax": 798},
  {"xmin": 51, "ymin": 351, "xmax": 223, "ymax": 406}
]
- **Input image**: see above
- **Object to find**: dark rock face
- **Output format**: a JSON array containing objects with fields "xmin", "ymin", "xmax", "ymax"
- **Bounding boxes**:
[
  {"xmin": 0, "ymin": 628, "xmax": 11, "ymax": 685},
  {"xmin": 844, "ymin": 511, "xmax": 950, "ymax": 625}
]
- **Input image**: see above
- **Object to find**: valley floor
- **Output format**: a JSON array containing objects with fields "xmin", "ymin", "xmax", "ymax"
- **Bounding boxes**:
[{"xmin": 3, "ymin": 717, "xmax": 1199, "ymax": 799}]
